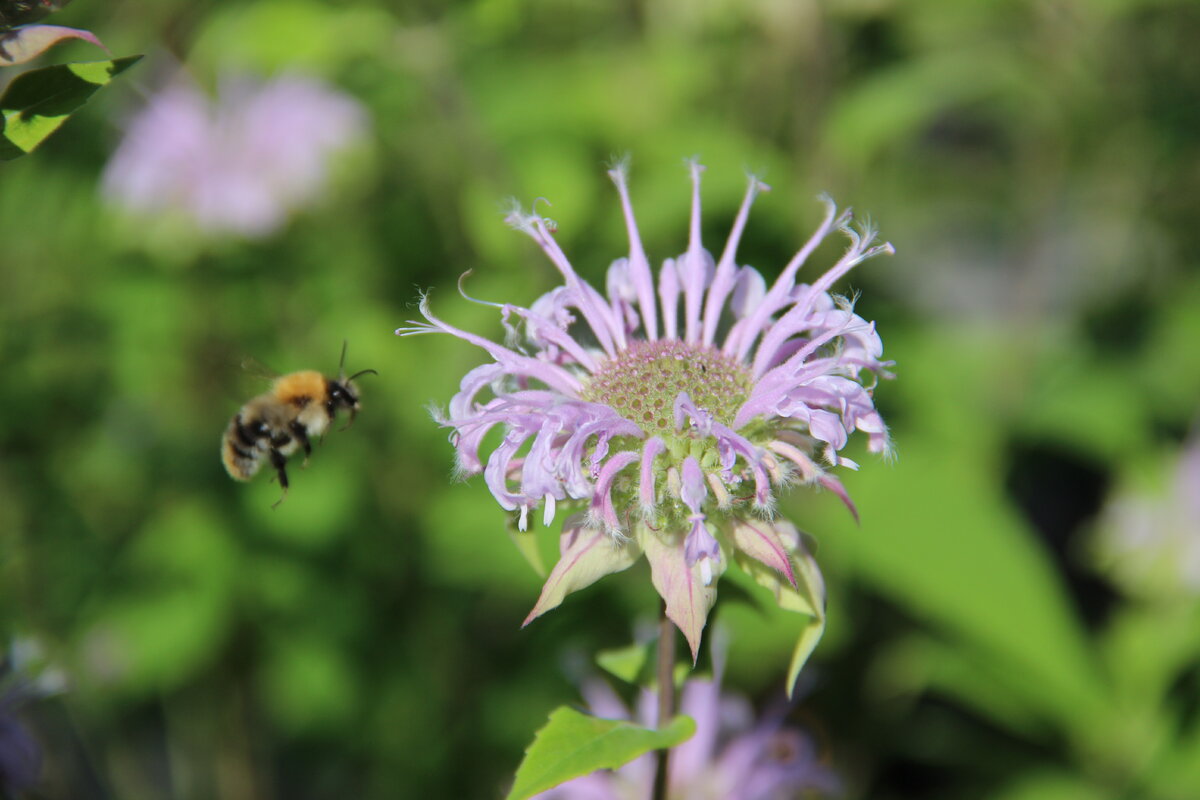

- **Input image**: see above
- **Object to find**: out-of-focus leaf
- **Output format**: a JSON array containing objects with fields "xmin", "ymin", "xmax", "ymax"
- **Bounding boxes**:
[
  {"xmin": 260, "ymin": 633, "xmax": 357, "ymax": 734},
  {"xmin": 803, "ymin": 327, "xmax": 1111, "ymax": 730},
  {"xmin": 596, "ymin": 642, "xmax": 650, "ymax": 686},
  {"xmin": 824, "ymin": 48, "xmax": 1054, "ymax": 167},
  {"xmin": 190, "ymin": 0, "xmax": 394, "ymax": 74},
  {"xmin": 506, "ymin": 706, "xmax": 694, "ymax": 800},
  {"xmin": 990, "ymin": 770, "xmax": 1111, "ymax": 800},
  {"xmin": 78, "ymin": 503, "xmax": 237, "ymax": 695},
  {"xmin": 0, "ymin": 55, "xmax": 140, "ymax": 159},
  {"xmin": 594, "ymin": 642, "xmax": 690, "ymax": 689},
  {"xmin": 873, "ymin": 637, "xmax": 1052, "ymax": 738},
  {"xmin": 0, "ymin": 24, "xmax": 105, "ymax": 66},
  {"xmin": 785, "ymin": 612, "xmax": 824, "ymax": 700}
]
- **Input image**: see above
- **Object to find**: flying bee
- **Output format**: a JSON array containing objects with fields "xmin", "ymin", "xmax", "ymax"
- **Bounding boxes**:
[{"xmin": 221, "ymin": 342, "xmax": 377, "ymax": 507}]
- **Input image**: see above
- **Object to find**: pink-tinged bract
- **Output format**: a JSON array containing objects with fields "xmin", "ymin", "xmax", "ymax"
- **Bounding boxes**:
[{"xmin": 399, "ymin": 162, "xmax": 894, "ymax": 664}]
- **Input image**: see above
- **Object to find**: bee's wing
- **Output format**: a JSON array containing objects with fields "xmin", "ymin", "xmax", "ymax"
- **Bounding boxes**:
[{"xmin": 240, "ymin": 356, "xmax": 280, "ymax": 382}]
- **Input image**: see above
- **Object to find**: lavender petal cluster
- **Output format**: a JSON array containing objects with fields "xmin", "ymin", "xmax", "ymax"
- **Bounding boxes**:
[
  {"xmin": 400, "ymin": 162, "xmax": 893, "ymax": 659},
  {"xmin": 102, "ymin": 72, "xmax": 367, "ymax": 238}
]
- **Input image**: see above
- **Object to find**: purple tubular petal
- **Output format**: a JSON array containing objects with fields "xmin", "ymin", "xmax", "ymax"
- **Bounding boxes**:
[
  {"xmin": 684, "ymin": 520, "xmax": 719, "ymax": 568},
  {"xmin": 400, "ymin": 298, "xmax": 582, "ymax": 395},
  {"xmin": 608, "ymin": 164, "xmax": 659, "ymax": 340},
  {"xmin": 658, "ymin": 258, "xmax": 681, "ymax": 340},
  {"xmin": 605, "ymin": 259, "xmax": 644, "ymax": 338},
  {"xmin": 670, "ymin": 677, "xmax": 722, "ymax": 783},
  {"xmin": 673, "ymin": 392, "xmax": 713, "ymax": 436},
  {"xmin": 590, "ymin": 450, "xmax": 641, "ymax": 531},
  {"xmin": 510, "ymin": 211, "xmax": 626, "ymax": 355},
  {"xmin": 639, "ymin": 437, "xmax": 667, "ymax": 510},
  {"xmin": 766, "ymin": 440, "xmax": 822, "ymax": 483},
  {"xmin": 732, "ymin": 328, "xmax": 847, "ymax": 429},
  {"xmin": 483, "ymin": 430, "xmax": 529, "ymax": 511},
  {"xmin": 711, "ymin": 422, "xmax": 771, "ymax": 505},
  {"xmin": 702, "ymin": 175, "xmax": 767, "ymax": 346},
  {"xmin": 558, "ymin": 416, "xmax": 644, "ymax": 498},
  {"xmin": 680, "ymin": 456, "xmax": 707, "ymax": 513},
  {"xmin": 679, "ymin": 161, "xmax": 713, "ymax": 343},
  {"xmin": 520, "ymin": 417, "xmax": 566, "ymax": 502},
  {"xmin": 750, "ymin": 226, "xmax": 892, "ymax": 378},
  {"xmin": 503, "ymin": 302, "xmax": 599, "ymax": 372},
  {"xmin": 727, "ymin": 196, "xmax": 843, "ymax": 362}
]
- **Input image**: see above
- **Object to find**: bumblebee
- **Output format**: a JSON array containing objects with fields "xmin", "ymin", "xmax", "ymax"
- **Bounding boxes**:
[{"xmin": 221, "ymin": 343, "xmax": 376, "ymax": 506}]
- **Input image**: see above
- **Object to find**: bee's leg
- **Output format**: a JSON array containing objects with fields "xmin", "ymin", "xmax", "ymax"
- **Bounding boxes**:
[
  {"xmin": 290, "ymin": 421, "xmax": 312, "ymax": 466},
  {"xmin": 269, "ymin": 448, "xmax": 290, "ymax": 509}
]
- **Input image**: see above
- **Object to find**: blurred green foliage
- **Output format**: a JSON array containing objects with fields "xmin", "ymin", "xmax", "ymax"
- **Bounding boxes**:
[{"xmin": 2, "ymin": 0, "xmax": 1199, "ymax": 798}]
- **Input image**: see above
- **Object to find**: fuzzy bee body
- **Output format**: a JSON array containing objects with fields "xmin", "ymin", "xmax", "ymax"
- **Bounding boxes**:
[{"xmin": 222, "ymin": 349, "xmax": 375, "ymax": 506}]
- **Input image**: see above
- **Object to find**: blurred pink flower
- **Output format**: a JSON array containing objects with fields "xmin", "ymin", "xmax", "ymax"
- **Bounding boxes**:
[
  {"xmin": 101, "ymin": 72, "xmax": 367, "ymax": 237},
  {"xmin": 533, "ymin": 673, "xmax": 840, "ymax": 800},
  {"xmin": 1095, "ymin": 433, "xmax": 1200, "ymax": 599},
  {"xmin": 399, "ymin": 162, "xmax": 893, "ymax": 663}
]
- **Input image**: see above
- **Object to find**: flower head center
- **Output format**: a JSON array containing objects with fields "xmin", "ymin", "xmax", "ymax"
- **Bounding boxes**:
[{"xmin": 581, "ymin": 340, "xmax": 753, "ymax": 438}]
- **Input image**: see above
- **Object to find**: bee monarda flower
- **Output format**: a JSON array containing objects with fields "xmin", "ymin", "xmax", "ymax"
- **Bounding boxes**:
[{"xmin": 400, "ymin": 162, "xmax": 893, "ymax": 681}]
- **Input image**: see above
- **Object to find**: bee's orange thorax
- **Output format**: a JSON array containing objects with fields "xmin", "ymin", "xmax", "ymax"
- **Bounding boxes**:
[{"xmin": 273, "ymin": 371, "xmax": 328, "ymax": 408}]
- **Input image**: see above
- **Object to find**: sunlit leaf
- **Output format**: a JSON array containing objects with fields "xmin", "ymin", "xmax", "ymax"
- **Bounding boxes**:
[
  {"xmin": 506, "ymin": 706, "xmax": 694, "ymax": 800},
  {"xmin": 0, "ymin": 54, "xmax": 140, "ymax": 159}
]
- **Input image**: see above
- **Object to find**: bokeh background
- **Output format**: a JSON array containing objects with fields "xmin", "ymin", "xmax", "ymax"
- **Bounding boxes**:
[{"xmin": 3, "ymin": 0, "xmax": 1200, "ymax": 798}]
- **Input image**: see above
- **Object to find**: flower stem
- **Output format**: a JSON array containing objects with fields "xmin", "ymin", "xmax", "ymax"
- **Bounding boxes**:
[{"xmin": 653, "ymin": 602, "xmax": 675, "ymax": 800}]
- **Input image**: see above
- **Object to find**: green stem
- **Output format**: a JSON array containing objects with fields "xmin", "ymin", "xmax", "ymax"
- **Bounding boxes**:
[{"xmin": 652, "ymin": 603, "xmax": 676, "ymax": 800}]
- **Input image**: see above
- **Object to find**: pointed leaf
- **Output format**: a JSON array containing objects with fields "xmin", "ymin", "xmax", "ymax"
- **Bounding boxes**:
[
  {"xmin": 729, "ymin": 519, "xmax": 827, "ymax": 696},
  {"xmin": 640, "ymin": 525, "xmax": 722, "ymax": 663},
  {"xmin": 1, "ymin": 55, "xmax": 141, "ymax": 159},
  {"xmin": 786, "ymin": 610, "xmax": 825, "ymax": 699},
  {"xmin": 732, "ymin": 520, "xmax": 825, "ymax": 617},
  {"xmin": 507, "ymin": 706, "xmax": 695, "ymax": 800},
  {"xmin": 730, "ymin": 517, "xmax": 796, "ymax": 586},
  {"xmin": 522, "ymin": 521, "xmax": 640, "ymax": 626},
  {"xmin": 0, "ymin": 25, "xmax": 106, "ymax": 67}
]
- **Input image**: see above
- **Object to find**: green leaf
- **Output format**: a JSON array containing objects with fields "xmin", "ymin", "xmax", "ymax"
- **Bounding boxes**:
[
  {"xmin": 0, "ymin": 54, "xmax": 140, "ymax": 159},
  {"xmin": 990, "ymin": 770, "xmax": 1111, "ymax": 800},
  {"xmin": 595, "ymin": 642, "xmax": 691, "ymax": 690},
  {"xmin": 507, "ymin": 706, "xmax": 695, "ymax": 800},
  {"xmin": 785, "ymin": 612, "xmax": 825, "ymax": 700},
  {"xmin": 596, "ymin": 642, "xmax": 650, "ymax": 685},
  {"xmin": 800, "ymin": 327, "xmax": 1111, "ymax": 730},
  {"xmin": 729, "ymin": 518, "xmax": 827, "ymax": 696}
]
